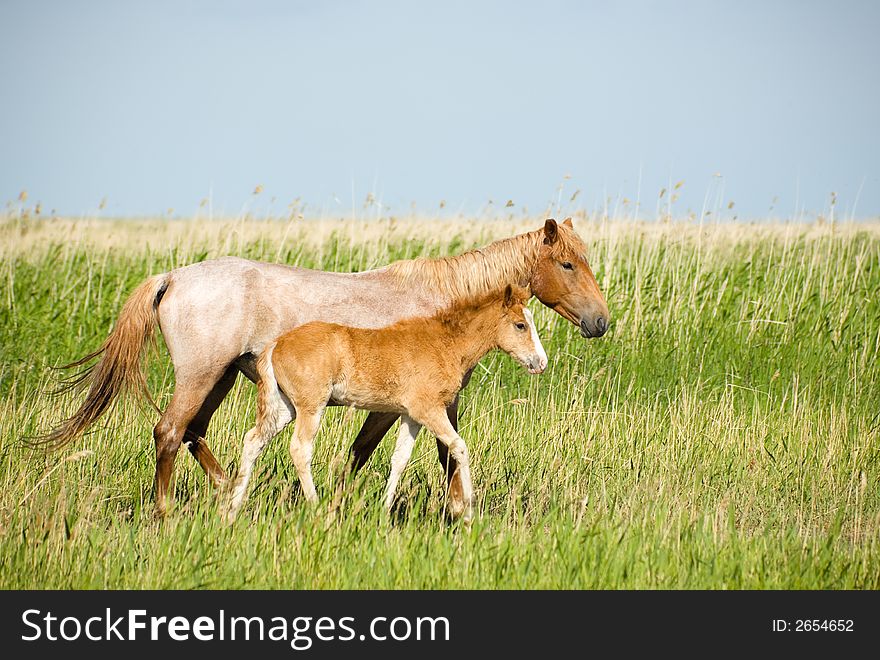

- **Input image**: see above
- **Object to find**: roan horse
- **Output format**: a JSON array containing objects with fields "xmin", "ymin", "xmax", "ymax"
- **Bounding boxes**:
[
  {"xmin": 38, "ymin": 218, "xmax": 609, "ymax": 515},
  {"xmin": 221, "ymin": 284, "xmax": 547, "ymax": 523}
]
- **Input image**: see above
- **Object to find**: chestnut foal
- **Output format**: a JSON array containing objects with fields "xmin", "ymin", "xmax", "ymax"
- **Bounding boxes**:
[{"xmin": 221, "ymin": 285, "xmax": 547, "ymax": 523}]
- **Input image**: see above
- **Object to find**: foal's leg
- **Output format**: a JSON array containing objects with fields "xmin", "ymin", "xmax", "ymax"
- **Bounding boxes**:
[
  {"xmin": 221, "ymin": 388, "xmax": 295, "ymax": 523},
  {"xmin": 384, "ymin": 415, "xmax": 422, "ymax": 511},
  {"xmin": 183, "ymin": 365, "xmax": 239, "ymax": 488},
  {"xmin": 435, "ymin": 368, "xmax": 473, "ymax": 514},
  {"xmin": 289, "ymin": 406, "xmax": 326, "ymax": 504},
  {"xmin": 416, "ymin": 407, "xmax": 474, "ymax": 522}
]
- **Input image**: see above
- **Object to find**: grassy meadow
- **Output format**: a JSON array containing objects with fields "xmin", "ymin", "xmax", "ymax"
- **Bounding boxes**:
[{"xmin": 0, "ymin": 214, "xmax": 878, "ymax": 589}]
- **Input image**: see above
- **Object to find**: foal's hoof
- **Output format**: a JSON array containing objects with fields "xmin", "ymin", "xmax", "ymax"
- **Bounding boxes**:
[
  {"xmin": 217, "ymin": 493, "xmax": 241, "ymax": 525},
  {"xmin": 446, "ymin": 498, "xmax": 473, "ymax": 524}
]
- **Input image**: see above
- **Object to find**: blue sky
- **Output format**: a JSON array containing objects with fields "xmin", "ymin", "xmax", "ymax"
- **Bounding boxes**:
[{"xmin": 1, "ymin": 0, "xmax": 878, "ymax": 219}]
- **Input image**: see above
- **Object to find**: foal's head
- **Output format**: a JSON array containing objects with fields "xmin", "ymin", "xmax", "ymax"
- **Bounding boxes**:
[{"xmin": 494, "ymin": 285, "xmax": 548, "ymax": 375}]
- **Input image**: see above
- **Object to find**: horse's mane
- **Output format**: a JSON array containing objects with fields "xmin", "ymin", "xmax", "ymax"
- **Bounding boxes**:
[{"xmin": 386, "ymin": 224, "xmax": 585, "ymax": 301}]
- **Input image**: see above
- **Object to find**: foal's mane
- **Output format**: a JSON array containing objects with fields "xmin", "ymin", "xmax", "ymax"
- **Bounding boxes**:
[
  {"xmin": 424, "ymin": 286, "xmax": 529, "ymax": 336},
  {"xmin": 386, "ymin": 224, "xmax": 584, "ymax": 301},
  {"xmin": 432, "ymin": 289, "xmax": 506, "ymax": 327}
]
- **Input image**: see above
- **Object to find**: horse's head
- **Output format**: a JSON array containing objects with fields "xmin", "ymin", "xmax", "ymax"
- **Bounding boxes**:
[
  {"xmin": 496, "ymin": 284, "xmax": 548, "ymax": 375},
  {"xmin": 530, "ymin": 218, "xmax": 610, "ymax": 338}
]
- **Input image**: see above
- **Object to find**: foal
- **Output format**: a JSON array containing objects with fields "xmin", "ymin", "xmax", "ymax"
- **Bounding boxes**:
[{"xmin": 222, "ymin": 285, "xmax": 547, "ymax": 523}]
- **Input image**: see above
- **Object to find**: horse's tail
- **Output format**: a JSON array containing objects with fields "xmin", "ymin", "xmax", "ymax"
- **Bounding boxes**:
[{"xmin": 32, "ymin": 274, "xmax": 170, "ymax": 449}]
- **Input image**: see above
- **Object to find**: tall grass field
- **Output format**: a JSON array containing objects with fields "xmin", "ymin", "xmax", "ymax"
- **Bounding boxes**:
[{"xmin": 1, "ymin": 215, "xmax": 878, "ymax": 589}]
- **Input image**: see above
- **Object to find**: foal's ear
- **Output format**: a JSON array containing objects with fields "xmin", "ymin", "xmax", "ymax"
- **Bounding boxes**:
[
  {"xmin": 562, "ymin": 217, "xmax": 573, "ymax": 228},
  {"xmin": 543, "ymin": 218, "xmax": 559, "ymax": 245},
  {"xmin": 503, "ymin": 284, "xmax": 516, "ymax": 308},
  {"xmin": 503, "ymin": 284, "xmax": 529, "ymax": 308}
]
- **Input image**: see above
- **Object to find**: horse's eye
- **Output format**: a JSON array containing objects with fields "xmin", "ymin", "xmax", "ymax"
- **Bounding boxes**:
[
  {"xmin": 515, "ymin": 322, "xmax": 526, "ymax": 331},
  {"xmin": 562, "ymin": 261, "xmax": 574, "ymax": 271}
]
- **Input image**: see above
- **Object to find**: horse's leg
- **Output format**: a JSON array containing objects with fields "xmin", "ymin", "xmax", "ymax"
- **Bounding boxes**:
[
  {"xmin": 329, "ymin": 411, "xmax": 398, "ymax": 510},
  {"xmin": 417, "ymin": 407, "xmax": 474, "ymax": 522},
  {"xmin": 289, "ymin": 406, "xmax": 325, "ymax": 504},
  {"xmin": 384, "ymin": 415, "xmax": 422, "ymax": 511},
  {"xmin": 435, "ymin": 367, "xmax": 474, "ymax": 514},
  {"xmin": 221, "ymin": 387, "xmax": 295, "ymax": 523},
  {"xmin": 348, "ymin": 411, "xmax": 399, "ymax": 472},
  {"xmin": 153, "ymin": 369, "xmax": 230, "ymax": 516},
  {"xmin": 183, "ymin": 365, "xmax": 239, "ymax": 488}
]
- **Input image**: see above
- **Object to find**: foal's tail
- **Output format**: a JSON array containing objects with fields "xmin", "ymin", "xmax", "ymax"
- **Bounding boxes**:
[
  {"xmin": 32, "ymin": 274, "xmax": 170, "ymax": 449},
  {"xmin": 254, "ymin": 341, "xmax": 279, "ymax": 428}
]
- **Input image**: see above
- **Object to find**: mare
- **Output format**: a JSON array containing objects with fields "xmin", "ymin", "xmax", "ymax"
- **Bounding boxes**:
[{"xmin": 38, "ymin": 218, "xmax": 608, "ymax": 515}]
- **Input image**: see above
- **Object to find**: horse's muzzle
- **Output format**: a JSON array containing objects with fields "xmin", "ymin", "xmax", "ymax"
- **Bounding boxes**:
[{"xmin": 580, "ymin": 316, "xmax": 608, "ymax": 338}]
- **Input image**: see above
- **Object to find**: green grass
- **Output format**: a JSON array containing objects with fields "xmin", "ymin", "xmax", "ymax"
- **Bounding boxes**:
[{"xmin": 1, "ymin": 216, "xmax": 878, "ymax": 589}]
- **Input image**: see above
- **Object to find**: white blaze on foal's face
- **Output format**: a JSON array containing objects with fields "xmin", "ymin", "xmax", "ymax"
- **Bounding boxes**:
[
  {"xmin": 521, "ymin": 308, "xmax": 548, "ymax": 373},
  {"xmin": 497, "ymin": 297, "xmax": 548, "ymax": 375}
]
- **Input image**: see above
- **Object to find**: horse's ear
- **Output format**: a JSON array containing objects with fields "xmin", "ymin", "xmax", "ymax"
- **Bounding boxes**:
[
  {"xmin": 543, "ymin": 218, "xmax": 558, "ymax": 245},
  {"xmin": 562, "ymin": 217, "xmax": 573, "ymax": 228}
]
